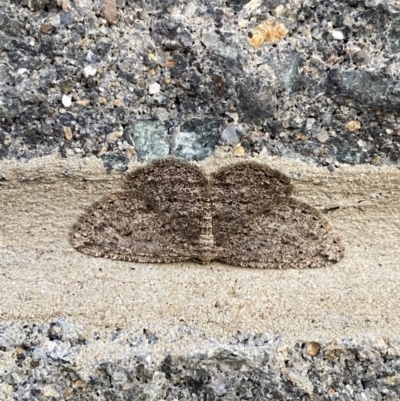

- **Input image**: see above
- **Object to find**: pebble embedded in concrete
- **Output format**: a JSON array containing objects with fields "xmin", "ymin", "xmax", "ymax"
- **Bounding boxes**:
[
  {"xmin": 106, "ymin": 129, "xmax": 123, "ymax": 143},
  {"xmin": 102, "ymin": 0, "xmax": 118, "ymax": 25},
  {"xmin": 331, "ymin": 30, "xmax": 344, "ymax": 40},
  {"xmin": 221, "ymin": 123, "xmax": 239, "ymax": 145},
  {"xmin": 127, "ymin": 120, "xmax": 169, "ymax": 161},
  {"xmin": 172, "ymin": 118, "xmax": 221, "ymax": 161},
  {"xmin": 149, "ymin": 82, "xmax": 161, "ymax": 95},
  {"xmin": 61, "ymin": 95, "xmax": 72, "ymax": 108}
]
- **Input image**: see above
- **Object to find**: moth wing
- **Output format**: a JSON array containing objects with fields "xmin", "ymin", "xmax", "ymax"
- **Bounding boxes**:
[
  {"xmin": 210, "ymin": 161, "xmax": 293, "ymax": 246},
  {"xmin": 125, "ymin": 159, "xmax": 207, "ymax": 246},
  {"xmin": 216, "ymin": 199, "xmax": 344, "ymax": 269},
  {"xmin": 70, "ymin": 193, "xmax": 195, "ymax": 263}
]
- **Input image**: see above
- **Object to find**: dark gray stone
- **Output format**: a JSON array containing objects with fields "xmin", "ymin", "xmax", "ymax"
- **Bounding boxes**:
[
  {"xmin": 388, "ymin": 14, "xmax": 400, "ymax": 53},
  {"xmin": 0, "ymin": 100, "xmax": 36, "ymax": 119},
  {"xmin": 237, "ymin": 77, "xmax": 277, "ymax": 122},
  {"xmin": 326, "ymin": 69, "xmax": 400, "ymax": 112},
  {"xmin": 0, "ymin": 12, "xmax": 24, "ymax": 37},
  {"xmin": 264, "ymin": 51, "xmax": 300, "ymax": 93}
]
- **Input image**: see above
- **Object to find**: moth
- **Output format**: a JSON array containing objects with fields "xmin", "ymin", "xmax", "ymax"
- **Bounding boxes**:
[{"xmin": 70, "ymin": 159, "xmax": 344, "ymax": 269}]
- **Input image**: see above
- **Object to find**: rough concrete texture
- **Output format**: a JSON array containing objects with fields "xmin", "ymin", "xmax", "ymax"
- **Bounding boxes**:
[
  {"xmin": 1, "ymin": 0, "xmax": 400, "ymax": 168},
  {"xmin": 1, "ymin": 319, "xmax": 400, "ymax": 401},
  {"xmin": 1, "ymin": 154, "xmax": 400, "ymax": 398}
]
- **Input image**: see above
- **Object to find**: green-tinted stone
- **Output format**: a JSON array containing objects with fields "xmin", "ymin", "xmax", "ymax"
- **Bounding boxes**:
[
  {"xmin": 127, "ymin": 120, "xmax": 169, "ymax": 161},
  {"xmin": 327, "ymin": 137, "xmax": 361, "ymax": 165},
  {"xmin": 0, "ymin": 101, "xmax": 34, "ymax": 119},
  {"xmin": 275, "ymin": 52, "xmax": 300, "ymax": 93},
  {"xmin": 0, "ymin": 33, "xmax": 11, "ymax": 50},
  {"xmin": 211, "ymin": 46, "xmax": 240, "ymax": 70},
  {"xmin": 212, "ymin": 46, "xmax": 238, "ymax": 62},
  {"xmin": 172, "ymin": 118, "xmax": 221, "ymax": 161},
  {"xmin": 388, "ymin": 14, "xmax": 400, "ymax": 53},
  {"xmin": 101, "ymin": 154, "xmax": 128, "ymax": 173}
]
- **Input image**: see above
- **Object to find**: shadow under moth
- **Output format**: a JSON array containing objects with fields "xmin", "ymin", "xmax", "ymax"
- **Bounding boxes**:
[{"xmin": 70, "ymin": 159, "xmax": 344, "ymax": 269}]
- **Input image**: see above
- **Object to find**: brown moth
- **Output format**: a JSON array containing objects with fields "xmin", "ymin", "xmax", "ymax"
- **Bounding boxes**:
[{"xmin": 70, "ymin": 159, "xmax": 344, "ymax": 269}]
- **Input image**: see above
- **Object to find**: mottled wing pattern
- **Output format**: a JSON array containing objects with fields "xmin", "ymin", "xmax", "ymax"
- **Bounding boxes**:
[
  {"xmin": 70, "ymin": 193, "xmax": 195, "ymax": 263},
  {"xmin": 125, "ymin": 159, "xmax": 207, "ymax": 246},
  {"xmin": 70, "ymin": 159, "xmax": 344, "ymax": 269},
  {"xmin": 210, "ymin": 162, "xmax": 293, "ymax": 246},
  {"xmin": 216, "ymin": 198, "xmax": 344, "ymax": 269}
]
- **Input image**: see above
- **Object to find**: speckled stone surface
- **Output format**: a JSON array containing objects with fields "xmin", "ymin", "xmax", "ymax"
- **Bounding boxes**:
[
  {"xmin": 1, "ymin": 0, "xmax": 400, "ymax": 170},
  {"xmin": 1, "ymin": 319, "xmax": 400, "ymax": 401}
]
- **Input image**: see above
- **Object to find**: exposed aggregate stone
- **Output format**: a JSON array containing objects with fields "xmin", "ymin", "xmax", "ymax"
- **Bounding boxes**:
[
  {"xmin": 1, "ymin": 0, "xmax": 400, "ymax": 171},
  {"xmin": 1, "ymin": 319, "xmax": 400, "ymax": 400}
]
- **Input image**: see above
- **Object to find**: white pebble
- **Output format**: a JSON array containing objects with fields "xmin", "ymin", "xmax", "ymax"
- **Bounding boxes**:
[
  {"xmin": 317, "ymin": 131, "xmax": 329, "ymax": 143},
  {"xmin": 241, "ymin": 0, "xmax": 262, "ymax": 17},
  {"xmin": 201, "ymin": 32, "xmax": 220, "ymax": 48},
  {"xmin": 107, "ymin": 128, "xmax": 123, "ymax": 143},
  {"xmin": 148, "ymin": 82, "xmax": 161, "ymax": 95},
  {"xmin": 306, "ymin": 118, "xmax": 315, "ymax": 131},
  {"xmin": 274, "ymin": 4, "xmax": 286, "ymax": 17},
  {"xmin": 62, "ymin": 95, "xmax": 72, "ymax": 107},
  {"xmin": 83, "ymin": 65, "xmax": 97, "ymax": 78},
  {"xmin": 331, "ymin": 30, "xmax": 344, "ymax": 40}
]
